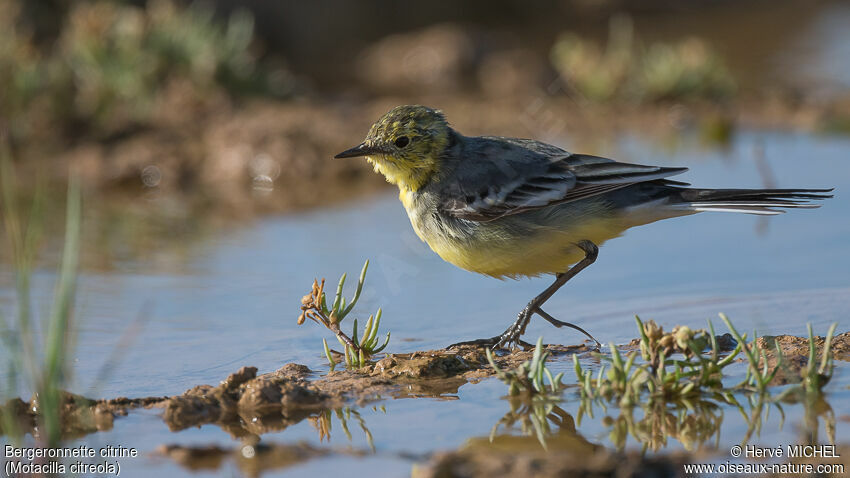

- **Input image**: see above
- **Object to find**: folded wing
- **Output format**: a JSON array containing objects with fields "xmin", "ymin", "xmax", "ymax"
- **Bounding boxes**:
[{"xmin": 439, "ymin": 137, "xmax": 687, "ymax": 222}]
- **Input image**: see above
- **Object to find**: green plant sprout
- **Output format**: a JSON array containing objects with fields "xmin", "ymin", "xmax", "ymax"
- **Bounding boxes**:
[
  {"xmin": 487, "ymin": 338, "xmax": 564, "ymax": 396},
  {"xmin": 298, "ymin": 260, "xmax": 390, "ymax": 370},
  {"xmin": 575, "ymin": 317, "xmax": 743, "ymax": 409},
  {"xmin": 575, "ymin": 315, "xmax": 840, "ymax": 452},
  {"xmin": 719, "ymin": 314, "xmax": 837, "ymax": 395},
  {"xmin": 804, "ymin": 322, "xmax": 838, "ymax": 393},
  {"xmin": 576, "ymin": 314, "xmax": 839, "ymax": 412},
  {"xmin": 718, "ymin": 313, "xmax": 785, "ymax": 392}
]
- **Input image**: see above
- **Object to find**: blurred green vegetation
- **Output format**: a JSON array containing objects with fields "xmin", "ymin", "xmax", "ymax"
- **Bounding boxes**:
[
  {"xmin": 0, "ymin": 152, "xmax": 81, "ymax": 446},
  {"xmin": 550, "ymin": 16, "xmax": 736, "ymax": 103},
  {"xmin": 0, "ymin": 0, "xmax": 292, "ymax": 146}
]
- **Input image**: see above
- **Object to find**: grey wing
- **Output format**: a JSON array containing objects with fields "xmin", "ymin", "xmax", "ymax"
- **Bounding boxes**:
[{"xmin": 439, "ymin": 137, "xmax": 688, "ymax": 222}]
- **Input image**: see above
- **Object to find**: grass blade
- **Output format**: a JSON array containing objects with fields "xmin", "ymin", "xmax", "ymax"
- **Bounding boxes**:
[{"xmin": 341, "ymin": 260, "xmax": 369, "ymax": 317}]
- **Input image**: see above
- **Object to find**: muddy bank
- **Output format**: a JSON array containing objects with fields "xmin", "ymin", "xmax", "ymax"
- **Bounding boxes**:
[
  {"xmin": 17, "ymin": 91, "xmax": 850, "ymax": 216},
  {"xmin": 412, "ymin": 441, "xmax": 850, "ymax": 478},
  {"xmin": 4, "ymin": 332, "xmax": 848, "ymax": 475},
  {"xmin": 5, "ymin": 331, "xmax": 849, "ymax": 441},
  {"xmin": 159, "ymin": 344, "xmax": 589, "ymax": 435},
  {"xmin": 412, "ymin": 435, "xmax": 687, "ymax": 478},
  {"xmin": 0, "ymin": 393, "xmax": 167, "ymax": 441},
  {"xmin": 5, "ymin": 332, "xmax": 850, "ymax": 440},
  {"xmin": 1, "ymin": 344, "xmax": 589, "ymax": 440}
]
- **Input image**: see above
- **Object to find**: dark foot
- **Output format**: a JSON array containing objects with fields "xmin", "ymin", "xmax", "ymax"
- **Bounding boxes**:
[
  {"xmin": 448, "ymin": 306, "xmax": 535, "ymax": 351},
  {"xmin": 492, "ymin": 305, "xmax": 534, "ymax": 349},
  {"xmin": 447, "ymin": 336, "xmax": 534, "ymax": 350}
]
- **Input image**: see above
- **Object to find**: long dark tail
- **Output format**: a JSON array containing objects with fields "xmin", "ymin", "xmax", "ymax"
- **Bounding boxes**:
[{"xmin": 671, "ymin": 187, "xmax": 834, "ymax": 215}]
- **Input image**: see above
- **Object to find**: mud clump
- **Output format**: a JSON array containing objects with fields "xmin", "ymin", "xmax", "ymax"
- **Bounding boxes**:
[
  {"xmin": 755, "ymin": 332, "xmax": 850, "ymax": 362},
  {"xmin": 375, "ymin": 344, "xmax": 587, "ymax": 380},
  {"xmin": 753, "ymin": 332, "xmax": 850, "ymax": 385},
  {"xmin": 0, "ymin": 391, "xmax": 168, "ymax": 440},
  {"xmin": 413, "ymin": 442, "xmax": 850, "ymax": 478},
  {"xmin": 412, "ymin": 436, "xmax": 685, "ymax": 478},
  {"xmin": 375, "ymin": 348, "xmax": 484, "ymax": 379},
  {"xmin": 163, "ymin": 365, "xmax": 331, "ymax": 432},
  {"xmin": 626, "ymin": 332, "xmax": 738, "ymax": 352}
]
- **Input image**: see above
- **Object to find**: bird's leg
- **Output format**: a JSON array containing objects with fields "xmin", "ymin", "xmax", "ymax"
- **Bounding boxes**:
[
  {"xmin": 493, "ymin": 240, "xmax": 598, "ymax": 349},
  {"xmin": 448, "ymin": 240, "xmax": 599, "ymax": 351}
]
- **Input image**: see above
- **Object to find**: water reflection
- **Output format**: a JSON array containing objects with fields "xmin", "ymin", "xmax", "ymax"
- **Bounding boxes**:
[
  {"xmin": 489, "ymin": 396, "xmax": 591, "ymax": 452},
  {"xmin": 591, "ymin": 397, "xmax": 725, "ymax": 452},
  {"xmin": 574, "ymin": 388, "xmax": 837, "ymax": 454},
  {"xmin": 311, "ymin": 406, "xmax": 383, "ymax": 452},
  {"xmin": 158, "ymin": 440, "xmax": 331, "ymax": 478}
]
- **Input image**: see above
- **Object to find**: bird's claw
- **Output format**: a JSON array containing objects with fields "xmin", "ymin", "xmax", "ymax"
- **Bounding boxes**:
[
  {"xmin": 492, "ymin": 308, "xmax": 531, "ymax": 349},
  {"xmin": 448, "ymin": 307, "xmax": 535, "ymax": 351},
  {"xmin": 447, "ymin": 336, "xmax": 533, "ymax": 351}
]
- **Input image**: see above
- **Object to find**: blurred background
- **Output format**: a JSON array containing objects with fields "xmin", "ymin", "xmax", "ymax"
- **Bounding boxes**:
[{"xmin": 2, "ymin": 0, "xmax": 849, "ymax": 266}]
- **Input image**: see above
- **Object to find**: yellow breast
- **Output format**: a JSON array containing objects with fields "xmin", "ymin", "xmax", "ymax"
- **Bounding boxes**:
[{"xmin": 399, "ymin": 188, "xmax": 633, "ymax": 279}]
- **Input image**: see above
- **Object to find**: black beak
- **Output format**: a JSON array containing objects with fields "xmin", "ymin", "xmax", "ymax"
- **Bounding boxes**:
[{"xmin": 334, "ymin": 142, "xmax": 374, "ymax": 159}]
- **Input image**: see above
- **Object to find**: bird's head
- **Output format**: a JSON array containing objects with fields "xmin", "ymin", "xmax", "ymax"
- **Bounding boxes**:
[{"xmin": 335, "ymin": 105, "xmax": 452, "ymax": 191}]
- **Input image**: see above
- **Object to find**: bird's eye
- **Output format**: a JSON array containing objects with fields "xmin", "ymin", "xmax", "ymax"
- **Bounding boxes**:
[{"xmin": 394, "ymin": 136, "xmax": 410, "ymax": 148}]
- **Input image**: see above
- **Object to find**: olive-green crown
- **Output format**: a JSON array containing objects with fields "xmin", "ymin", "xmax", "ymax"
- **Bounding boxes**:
[
  {"xmin": 357, "ymin": 105, "xmax": 452, "ymax": 190},
  {"xmin": 365, "ymin": 105, "xmax": 448, "ymax": 145}
]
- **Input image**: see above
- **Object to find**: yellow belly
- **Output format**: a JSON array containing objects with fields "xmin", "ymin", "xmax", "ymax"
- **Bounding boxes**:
[
  {"xmin": 399, "ymin": 187, "xmax": 677, "ymax": 279},
  {"xmin": 429, "ymin": 218, "xmax": 626, "ymax": 279}
]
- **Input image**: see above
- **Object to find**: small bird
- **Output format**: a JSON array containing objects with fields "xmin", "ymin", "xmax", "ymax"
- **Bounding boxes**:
[{"xmin": 335, "ymin": 105, "xmax": 832, "ymax": 350}]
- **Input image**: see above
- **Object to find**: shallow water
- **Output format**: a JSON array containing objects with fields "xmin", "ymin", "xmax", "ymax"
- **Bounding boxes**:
[{"xmin": 2, "ymin": 129, "xmax": 849, "ymax": 476}]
